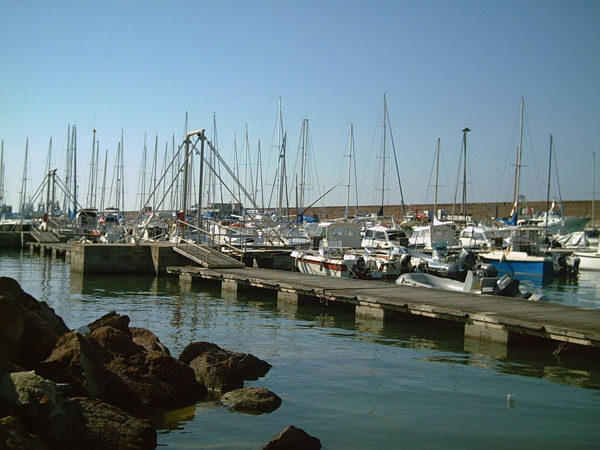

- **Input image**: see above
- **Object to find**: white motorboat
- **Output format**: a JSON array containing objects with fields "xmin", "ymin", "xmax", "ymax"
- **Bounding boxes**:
[
  {"xmin": 291, "ymin": 222, "xmax": 380, "ymax": 279},
  {"xmin": 397, "ymin": 264, "xmax": 538, "ymax": 299},
  {"xmin": 408, "ymin": 223, "xmax": 456, "ymax": 250},
  {"xmin": 573, "ymin": 240, "xmax": 600, "ymax": 271}
]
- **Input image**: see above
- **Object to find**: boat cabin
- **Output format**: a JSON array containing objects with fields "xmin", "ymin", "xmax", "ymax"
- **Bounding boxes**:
[
  {"xmin": 311, "ymin": 222, "xmax": 362, "ymax": 250},
  {"xmin": 76, "ymin": 208, "xmax": 99, "ymax": 232},
  {"xmin": 408, "ymin": 224, "xmax": 456, "ymax": 250},
  {"xmin": 458, "ymin": 226, "xmax": 510, "ymax": 249},
  {"xmin": 361, "ymin": 225, "xmax": 408, "ymax": 249}
]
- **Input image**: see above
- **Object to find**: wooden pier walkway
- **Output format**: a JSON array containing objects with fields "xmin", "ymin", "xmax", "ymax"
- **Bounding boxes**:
[{"xmin": 167, "ymin": 266, "xmax": 600, "ymax": 350}]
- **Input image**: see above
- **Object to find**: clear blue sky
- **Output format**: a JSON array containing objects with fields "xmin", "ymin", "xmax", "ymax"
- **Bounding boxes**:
[{"xmin": 1, "ymin": 0, "xmax": 599, "ymax": 212}]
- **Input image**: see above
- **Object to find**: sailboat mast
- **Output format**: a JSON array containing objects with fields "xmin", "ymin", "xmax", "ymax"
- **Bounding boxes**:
[
  {"xmin": 545, "ymin": 134, "xmax": 553, "ymax": 230},
  {"xmin": 45, "ymin": 137, "xmax": 53, "ymax": 213},
  {"xmin": 151, "ymin": 134, "xmax": 158, "ymax": 212},
  {"xmin": 256, "ymin": 140, "xmax": 264, "ymax": 212},
  {"xmin": 434, "ymin": 138, "xmax": 440, "ymax": 219},
  {"xmin": 345, "ymin": 124, "xmax": 355, "ymax": 219},
  {"xmin": 513, "ymin": 97, "xmax": 524, "ymax": 212},
  {"xmin": 593, "ymin": 150, "xmax": 596, "ymax": 230},
  {"xmin": 20, "ymin": 138, "xmax": 28, "ymax": 213},
  {"xmin": 0, "ymin": 140, "xmax": 4, "ymax": 209},
  {"xmin": 381, "ymin": 94, "xmax": 387, "ymax": 212},
  {"xmin": 299, "ymin": 118, "xmax": 309, "ymax": 214},
  {"xmin": 86, "ymin": 129, "xmax": 96, "ymax": 208},
  {"xmin": 72, "ymin": 126, "xmax": 78, "ymax": 215},
  {"xmin": 100, "ymin": 149, "xmax": 107, "ymax": 213},
  {"xmin": 277, "ymin": 98, "xmax": 286, "ymax": 216}
]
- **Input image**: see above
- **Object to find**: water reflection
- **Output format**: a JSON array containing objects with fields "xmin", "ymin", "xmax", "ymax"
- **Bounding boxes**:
[{"xmin": 4, "ymin": 247, "xmax": 600, "ymax": 396}]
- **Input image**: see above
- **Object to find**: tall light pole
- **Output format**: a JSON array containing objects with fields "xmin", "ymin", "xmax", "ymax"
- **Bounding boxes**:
[{"xmin": 461, "ymin": 127, "xmax": 471, "ymax": 219}]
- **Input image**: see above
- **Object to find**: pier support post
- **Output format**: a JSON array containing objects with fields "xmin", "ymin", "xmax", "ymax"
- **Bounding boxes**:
[
  {"xmin": 51, "ymin": 248, "xmax": 58, "ymax": 259},
  {"xmin": 464, "ymin": 322, "xmax": 509, "ymax": 345},
  {"xmin": 277, "ymin": 289, "xmax": 298, "ymax": 304},
  {"xmin": 355, "ymin": 303, "xmax": 385, "ymax": 320},
  {"xmin": 221, "ymin": 280, "xmax": 238, "ymax": 299},
  {"xmin": 179, "ymin": 273, "xmax": 193, "ymax": 292},
  {"xmin": 277, "ymin": 289, "xmax": 299, "ymax": 313}
]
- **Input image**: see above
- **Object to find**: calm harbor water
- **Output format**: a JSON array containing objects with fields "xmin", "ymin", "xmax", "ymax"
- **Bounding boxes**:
[{"xmin": 1, "ymin": 248, "xmax": 599, "ymax": 449}]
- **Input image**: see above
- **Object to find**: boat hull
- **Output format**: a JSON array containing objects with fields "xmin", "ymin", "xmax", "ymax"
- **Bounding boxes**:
[
  {"xmin": 479, "ymin": 253, "xmax": 555, "ymax": 276},
  {"xmin": 573, "ymin": 252, "xmax": 600, "ymax": 271},
  {"xmin": 293, "ymin": 254, "xmax": 351, "ymax": 278}
]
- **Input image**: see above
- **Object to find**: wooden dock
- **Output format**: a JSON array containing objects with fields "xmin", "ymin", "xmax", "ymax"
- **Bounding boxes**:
[
  {"xmin": 167, "ymin": 265, "xmax": 600, "ymax": 350},
  {"xmin": 28, "ymin": 242, "xmax": 71, "ymax": 260}
]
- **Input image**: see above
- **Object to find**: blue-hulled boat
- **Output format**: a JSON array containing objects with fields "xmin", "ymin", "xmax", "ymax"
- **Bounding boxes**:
[{"xmin": 479, "ymin": 226, "xmax": 579, "ymax": 277}]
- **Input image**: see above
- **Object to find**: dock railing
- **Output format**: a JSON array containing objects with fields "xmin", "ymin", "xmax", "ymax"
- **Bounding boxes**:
[{"xmin": 176, "ymin": 219, "xmax": 245, "ymax": 262}]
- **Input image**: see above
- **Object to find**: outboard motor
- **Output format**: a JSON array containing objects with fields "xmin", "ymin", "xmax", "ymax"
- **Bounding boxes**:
[
  {"xmin": 353, "ymin": 256, "xmax": 370, "ymax": 280},
  {"xmin": 475, "ymin": 263, "xmax": 498, "ymax": 278},
  {"xmin": 458, "ymin": 249, "xmax": 477, "ymax": 271},
  {"xmin": 398, "ymin": 253, "xmax": 413, "ymax": 274},
  {"xmin": 494, "ymin": 274, "xmax": 521, "ymax": 297}
]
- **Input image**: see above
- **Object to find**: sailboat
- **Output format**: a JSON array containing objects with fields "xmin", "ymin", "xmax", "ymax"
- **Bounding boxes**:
[
  {"xmin": 525, "ymin": 135, "xmax": 590, "ymax": 235},
  {"xmin": 479, "ymin": 99, "xmax": 579, "ymax": 277},
  {"xmin": 572, "ymin": 152, "xmax": 600, "ymax": 270}
]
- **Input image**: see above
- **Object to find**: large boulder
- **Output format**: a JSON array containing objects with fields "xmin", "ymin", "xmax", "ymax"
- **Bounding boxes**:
[
  {"xmin": 131, "ymin": 327, "xmax": 170, "ymax": 355},
  {"xmin": 179, "ymin": 342, "xmax": 272, "ymax": 393},
  {"xmin": 39, "ymin": 313, "xmax": 206, "ymax": 408},
  {"xmin": 104, "ymin": 351, "xmax": 206, "ymax": 406},
  {"xmin": 87, "ymin": 311, "xmax": 132, "ymax": 335},
  {"xmin": 221, "ymin": 387, "xmax": 281, "ymax": 414},
  {"xmin": 263, "ymin": 425, "xmax": 321, "ymax": 450},
  {"xmin": 0, "ymin": 277, "xmax": 68, "ymax": 371},
  {"xmin": 33, "ymin": 397, "xmax": 156, "ymax": 450},
  {"xmin": 0, "ymin": 371, "xmax": 65, "ymax": 418},
  {"xmin": 0, "ymin": 415, "xmax": 49, "ymax": 450},
  {"xmin": 36, "ymin": 331, "xmax": 114, "ymax": 399},
  {"xmin": 90, "ymin": 326, "xmax": 144, "ymax": 357},
  {"xmin": 0, "ymin": 277, "xmax": 68, "ymax": 337},
  {"xmin": 0, "ymin": 371, "xmax": 156, "ymax": 449}
]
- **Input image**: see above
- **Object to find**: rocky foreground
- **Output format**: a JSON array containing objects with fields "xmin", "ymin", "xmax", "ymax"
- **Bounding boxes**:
[{"xmin": 0, "ymin": 276, "xmax": 321, "ymax": 449}]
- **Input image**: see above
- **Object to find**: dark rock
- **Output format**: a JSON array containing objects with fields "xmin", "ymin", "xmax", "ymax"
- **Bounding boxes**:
[
  {"xmin": 131, "ymin": 327, "xmax": 170, "ymax": 355},
  {"xmin": 0, "ymin": 277, "xmax": 69, "ymax": 372},
  {"xmin": 87, "ymin": 311, "xmax": 132, "ymax": 336},
  {"xmin": 0, "ymin": 415, "xmax": 49, "ymax": 450},
  {"xmin": 0, "ymin": 277, "xmax": 68, "ymax": 336},
  {"xmin": 90, "ymin": 326, "xmax": 144, "ymax": 357},
  {"xmin": 36, "ymin": 331, "xmax": 113, "ymax": 399},
  {"xmin": 236, "ymin": 353, "xmax": 273, "ymax": 380},
  {"xmin": 104, "ymin": 352, "xmax": 206, "ymax": 406},
  {"xmin": 263, "ymin": 425, "xmax": 321, "ymax": 450},
  {"xmin": 180, "ymin": 342, "xmax": 272, "ymax": 393},
  {"xmin": 179, "ymin": 341, "xmax": 223, "ymax": 365},
  {"xmin": 38, "ymin": 329, "xmax": 205, "ymax": 408},
  {"xmin": 221, "ymin": 387, "xmax": 281, "ymax": 414},
  {"xmin": 33, "ymin": 397, "xmax": 156, "ymax": 450},
  {"xmin": 0, "ymin": 296, "xmax": 61, "ymax": 371},
  {"xmin": 0, "ymin": 346, "xmax": 21, "ymax": 378}
]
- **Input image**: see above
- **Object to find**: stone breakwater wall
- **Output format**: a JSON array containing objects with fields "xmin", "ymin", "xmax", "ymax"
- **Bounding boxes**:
[{"xmin": 303, "ymin": 200, "xmax": 598, "ymax": 225}]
